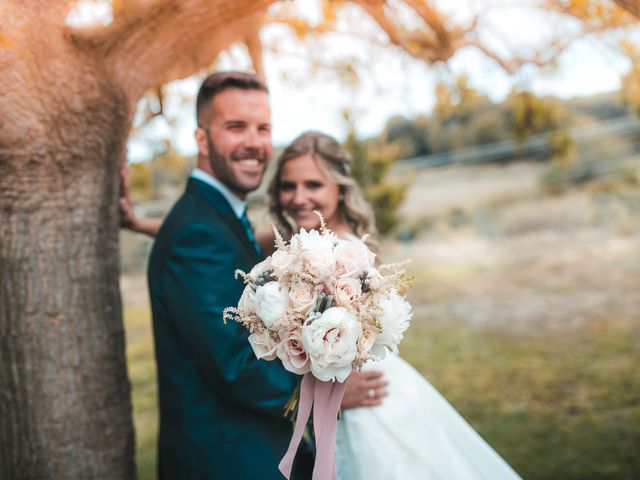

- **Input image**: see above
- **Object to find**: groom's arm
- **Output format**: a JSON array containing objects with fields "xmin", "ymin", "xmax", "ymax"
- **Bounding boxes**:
[{"xmin": 163, "ymin": 222, "xmax": 297, "ymax": 416}]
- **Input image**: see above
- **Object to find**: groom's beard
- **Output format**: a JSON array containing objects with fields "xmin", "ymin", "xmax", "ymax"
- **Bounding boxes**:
[{"xmin": 205, "ymin": 133, "xmax": 268, "ymax": 198}]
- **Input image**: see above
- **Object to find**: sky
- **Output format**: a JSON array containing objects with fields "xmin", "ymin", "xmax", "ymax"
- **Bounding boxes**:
[{"xmin": 66, "ymin": 0, "xmax": 636, "ymax": 162}]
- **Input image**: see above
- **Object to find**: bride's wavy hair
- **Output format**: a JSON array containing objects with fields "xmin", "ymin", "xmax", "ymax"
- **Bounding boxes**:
[{"xmin": 267, "ymin": 131, "xmax": 379, "ymax": 254}]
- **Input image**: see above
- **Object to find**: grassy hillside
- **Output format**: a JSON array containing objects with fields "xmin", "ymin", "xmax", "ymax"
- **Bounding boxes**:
[{"xmin": 121, "ymin": 158, "xmax": 640, "ymax": 479}]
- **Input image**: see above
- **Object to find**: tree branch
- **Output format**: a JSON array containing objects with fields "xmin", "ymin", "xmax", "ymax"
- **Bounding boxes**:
[
  {"xmin": 352, "ymin": 0, "xmax": 454, "ymax": 63},
  {"xmin": 66, "ymin": 0, "xmax": 275, "ymax": 104},
  {"xmin": 59, "ymin": 0, "xmax": 639, "ymax": 106},
  {"xmin": 244, "ymin": 16, "xmax": 266, "ymax": 79},
  {"xmin": 355, "ymin": 0, "xmax": 636, "ymax": 73},
  {"xmin": 545, "ymin": 0, "xmax": 637, "ymax": 27},
  {"xmin": 612, "ymin": 0, "xmax": 640, "ymax": 20},
  {"xmin": 403, "ymin": 0, "xmax": 452, "ymax": 48},
  {"xmin": 464, "ymin": 39, "xmax": 519, "ymax": 73}
]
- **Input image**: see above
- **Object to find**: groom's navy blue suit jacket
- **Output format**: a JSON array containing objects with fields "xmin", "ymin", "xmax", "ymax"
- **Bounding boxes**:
[{"xmin": 148, "ymin": 178, "xmax": 311, "ymax": 479}]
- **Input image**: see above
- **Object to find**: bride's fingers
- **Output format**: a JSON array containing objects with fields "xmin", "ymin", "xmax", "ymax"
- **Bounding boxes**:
[
  {"xmin": 366, "ymin": 379, "xmax": 389, "ymax": 390},
  {"xmin": 361, "ymin": 370, "xmax": 384, "ymax": 380},
  {"xmin": 359, "ymin": 386, "xmax": 388, "ymax": 407},
  {"xmin": 375, "ymin": 388, "xmax": 389, "ymax": 399},
  {"xmin": 361, "ymin": 395, "xmax": 384, "ymax": 407}
]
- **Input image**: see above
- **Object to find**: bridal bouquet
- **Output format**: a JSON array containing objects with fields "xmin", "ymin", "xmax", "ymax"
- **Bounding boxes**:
[
  {"xmin": 224, "ymin": 225, "xmax": 412, "ymax": 382},
  {"xmin": 224, "ymin": 217, "xmax": 412, "ymax": 480}
]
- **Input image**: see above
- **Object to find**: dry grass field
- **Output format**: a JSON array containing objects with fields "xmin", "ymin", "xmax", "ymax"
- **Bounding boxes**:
[{"xmin": 122, "ymin": 160, "xmax": 640, "ymax": 479}]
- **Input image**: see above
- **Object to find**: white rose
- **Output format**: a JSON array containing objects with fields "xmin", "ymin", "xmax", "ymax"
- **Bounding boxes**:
[
  {"xmin": 254, "ymin": 281, "xmax": 289, "ymax": 329},
  {"xmin": 373, "ymin": 290, "xmax": 412, "ymax": 354},
  {"xmin": 289, "ymin": 282, "xmax": 317, "ymax": 314},
  {"xmin": 277, "ymin": 328, "xmax": 311, "ymax": 375},
  {"xmin": 249, "ymin": 257, "xmax": 273, "ymax": 280},
  {"xmin": 334, "ymin": 238, "xmax": 375, "ymax": 279},
  {"xmin": 301, "ymin": 307, "xmax": 361, "ymax": 382},
  {"xmin": 365, "ymin": 269, "xmax": 384, "ymax": 290},
  {"xmin": 248, "ymin": 330, "xmax": 280, "ymax": 360},
  {"xmin": 291, "ymin": 229, "xmax": 336, "ymax": 278},
  {"xmin": 334, "ymin": 277, "xmax": 361, "ymax": 307},
  {"xmin": 270, "ymin": 249, "xmax": 297, "ymax": 278},
  {"xmin": 238, "ymin": 284, "xmax": 255, "ymax": 313}
]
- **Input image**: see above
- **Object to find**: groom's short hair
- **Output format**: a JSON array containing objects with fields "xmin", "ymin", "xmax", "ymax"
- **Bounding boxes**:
[{"xmin": 196, "ymin": 71, "xmax": 268, "ymax": 126}]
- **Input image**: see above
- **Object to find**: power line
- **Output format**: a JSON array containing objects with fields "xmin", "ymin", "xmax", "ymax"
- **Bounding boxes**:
[{"xmin": 398, "ymin": 114, "xmax": 640, "ymax": 169}]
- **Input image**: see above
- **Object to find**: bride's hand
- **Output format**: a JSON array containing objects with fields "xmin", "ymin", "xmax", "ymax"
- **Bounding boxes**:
[{"xmin": 341, "ymin": 370, "xmax": 389, "ymax": 409}]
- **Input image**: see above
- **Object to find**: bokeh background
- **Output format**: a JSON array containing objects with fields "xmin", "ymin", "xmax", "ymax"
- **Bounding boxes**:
[{"xmin": 100, "ymin": 0, "xmax": 640, "ymax": 478}]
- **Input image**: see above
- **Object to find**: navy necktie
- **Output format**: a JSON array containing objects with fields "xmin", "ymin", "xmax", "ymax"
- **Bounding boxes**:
[{"xmin": 240, "ymin": 209, "xmax": 263, "ymax": 258}]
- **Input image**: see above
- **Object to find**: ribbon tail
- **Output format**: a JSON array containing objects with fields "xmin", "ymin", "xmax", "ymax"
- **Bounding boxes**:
[
  {"xmin": 312, "ymin": 380, "xmax": 347, "ymax": 480},
  {"xmin": 279, "ymin": 373, "xmax": 315, "ymax": 479}
]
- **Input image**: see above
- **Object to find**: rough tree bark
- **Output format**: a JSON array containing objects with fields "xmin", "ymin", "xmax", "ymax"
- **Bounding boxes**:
[
  {"xmin": 0, "ymin": 0, "xmax": 633, "ymax": 477},
  {"xmin": 613, "ymin": 0, "xmax": 640, "ymax": 19},
  {"xmin": 0, "ymin": 1, "xmax": 273, "ymax": 477}
]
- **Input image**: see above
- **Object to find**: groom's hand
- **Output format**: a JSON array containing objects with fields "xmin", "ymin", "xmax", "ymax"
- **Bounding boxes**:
[{"xmin": 341, "ymin": 370, "xmax": 389, "ymax": 409}]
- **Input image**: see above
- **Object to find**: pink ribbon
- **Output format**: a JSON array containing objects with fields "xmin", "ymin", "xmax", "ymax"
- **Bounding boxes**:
[{"xmin": 279, "ymin": 373, "xmax": 347, "ymax": 480}]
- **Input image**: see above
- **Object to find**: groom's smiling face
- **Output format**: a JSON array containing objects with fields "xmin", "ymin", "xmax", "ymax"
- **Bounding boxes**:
[{"xmin": 196, "ymin": 87, "xmax": 272, "ymax": 199}]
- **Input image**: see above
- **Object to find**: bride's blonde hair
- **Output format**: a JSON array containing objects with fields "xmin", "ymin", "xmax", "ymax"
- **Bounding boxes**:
[{"xmin": 267, "ymin": 131, "xmax": 379, "ymax": 254}]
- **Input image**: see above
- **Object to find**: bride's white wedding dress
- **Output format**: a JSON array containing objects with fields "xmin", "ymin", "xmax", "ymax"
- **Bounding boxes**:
[{"xmin": 335, "ymin": 353, "xmax": 522, "ymax": 480}]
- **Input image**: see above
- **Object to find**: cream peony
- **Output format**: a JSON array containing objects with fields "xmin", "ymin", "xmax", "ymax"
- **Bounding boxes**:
[
  {"xmin": 289, "ymin": 282, "xmax": 317, "ymax": 314},
  {"xmin": 254, "ymin": 281, "xmax": 289, "ymax": 328},
  {"xmin": 334, "ymin": 277, "xmax": 362, "ymax": 307},
  {"xmin": 301, "ymin": 307, "xmax": 361, "ymax": 382},
  {"xmin": 373, "ymin": 290, "xmax": 412, "ymax": 355},
  {"xmin": 291, "ymin": 229, "xmax": 336, "ymax": 278},
  {"xmin": 334, "ymin": 237, "xmax": 375, "ymax": 279},
  {"xmin": 248, "ymin": 330, "xmax": 280, "ymax": 360},
  {"xmin": 277, "ymin": 328, "xmax": 311, "ymax": 375}
]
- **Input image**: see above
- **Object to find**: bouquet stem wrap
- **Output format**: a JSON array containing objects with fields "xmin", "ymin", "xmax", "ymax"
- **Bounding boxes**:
[{"xmin": 279, "ymin": 373, "xmax": 346, "ymax": 480}]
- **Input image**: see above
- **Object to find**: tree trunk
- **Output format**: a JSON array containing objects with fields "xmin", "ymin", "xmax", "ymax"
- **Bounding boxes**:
[
  {"xmin": 0, "ymin": 16, "xmax": 136, "ymax": 477},
  {"xmin": 0, "ymin": 0, "xmax": 279, "ymax": 475}
]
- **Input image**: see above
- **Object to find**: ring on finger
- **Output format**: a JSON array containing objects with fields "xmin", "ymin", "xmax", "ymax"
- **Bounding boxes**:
[{"xmin": 367, "ymin": 388, "xmax": 376, "ymax": 399}]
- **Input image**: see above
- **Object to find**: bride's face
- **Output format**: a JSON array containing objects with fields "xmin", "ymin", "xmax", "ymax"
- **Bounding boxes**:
[{"xmin": 278, "ymin": 154, "xmax": 341, "ymax": 231}]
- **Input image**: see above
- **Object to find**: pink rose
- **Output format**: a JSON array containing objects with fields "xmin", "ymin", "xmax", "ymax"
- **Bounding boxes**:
[
  {"xmin": 277, "ymin": 328, "xmax": 311, "ymax": 375},
  {"xmin": 334, "ymin": 238, "xmax": 375, "ymax": 279},
  {"xmin": 289, "ymin": 282, "xmax": 317, "ymax": 314},
  {"xmin": 271, "ymin": 249, "xmax": 297, "ymax": 278},
  {"xmin": 334, "ymin": 277, "xmax": 362, "ymax": 307},
  {"xmin": 357, "ymin": 324, "xmax": 378, "ymax": 356}
]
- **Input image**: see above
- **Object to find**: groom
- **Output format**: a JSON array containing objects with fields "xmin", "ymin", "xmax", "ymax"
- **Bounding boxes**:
[
  {"xmin": 147, "ymin": 71, "xmax": 387, "ymax": 479},
  {"xmin": 147, "ymin": 72, "xmax": 311, "ymax": 479}
]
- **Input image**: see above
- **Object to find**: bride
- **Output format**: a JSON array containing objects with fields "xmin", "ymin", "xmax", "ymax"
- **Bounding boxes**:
[
  {"xmin": 120, "ymin": 131, "xmax": 522, "ymax": 479},
  {"xmin": 262, "ymin": 131, "xmax": 522, "ymax": 480}
]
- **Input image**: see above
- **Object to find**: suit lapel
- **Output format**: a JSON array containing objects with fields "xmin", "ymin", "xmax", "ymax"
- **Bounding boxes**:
[{"xmin": 186, "ymin": 178, "xmax": 261, "ymax": 263}]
